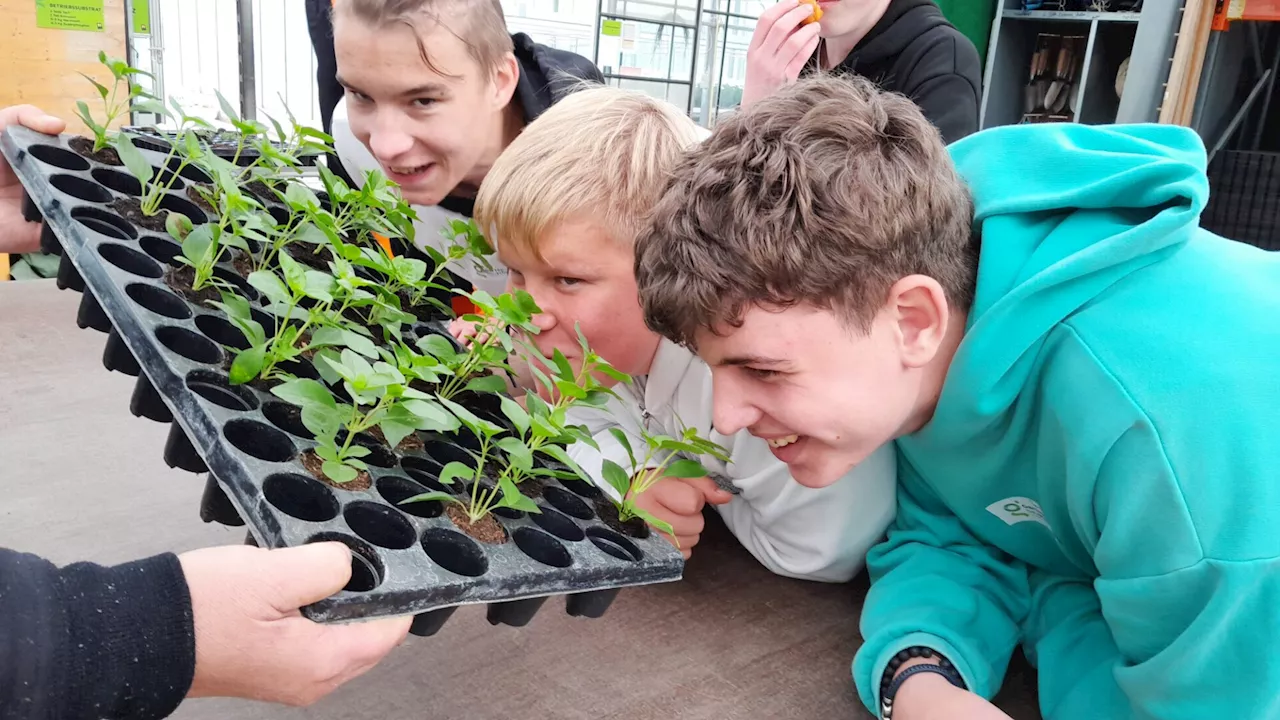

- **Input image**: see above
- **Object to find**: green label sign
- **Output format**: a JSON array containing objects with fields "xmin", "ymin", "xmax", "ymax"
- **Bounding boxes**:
[
  {"xmin": 132, "ymin": 0, "xmax": 150, "ymax": 34},
  {"xmin": 601, "ymin": 19, "xmax": 622, "ymax": 37},
  {"xmin": 35, "ymin": 0, "xmax": 105, "ymax": 32}
]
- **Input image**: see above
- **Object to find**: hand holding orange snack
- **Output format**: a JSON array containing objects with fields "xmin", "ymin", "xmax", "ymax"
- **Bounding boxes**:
[
  {"xmin": 799, "ymin": 0, "xmax": 822, "ymax": 25},
  {"xmin": 741, "ymin": 0, "xmax": 823, "ymax": 108}
]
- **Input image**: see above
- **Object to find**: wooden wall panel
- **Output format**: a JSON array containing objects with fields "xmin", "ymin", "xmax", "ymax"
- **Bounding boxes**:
[{"xmin": 0, "ymin": 0, "xmax": 129, "ymax": 134}]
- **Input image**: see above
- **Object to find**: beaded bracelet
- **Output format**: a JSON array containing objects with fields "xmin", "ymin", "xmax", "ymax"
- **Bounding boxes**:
[{"xmin": 878, "ymin": 646, "xmax": 966, "ymax": 719}]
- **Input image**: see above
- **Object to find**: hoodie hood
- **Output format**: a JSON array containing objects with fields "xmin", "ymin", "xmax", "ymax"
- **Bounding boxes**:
[
  {"xmin": 511, "ymin": 32, "xmax": 604, "ymax": 120},
  {"xmin": 437, "ymin": 33, "xmax": 601, "ymax": 218},
  {"xmin": 931, "ymin": 122, "xmax": 1209, "ymax": 432},
  {"xmin": 846, "ymin": 0, "xmax": 952, "ymax": 68}
]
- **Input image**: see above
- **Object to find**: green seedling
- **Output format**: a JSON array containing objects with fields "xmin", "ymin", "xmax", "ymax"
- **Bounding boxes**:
[
  {"xmin": 443, "ymin": 218, "xmax": 496, "ymax": 275},
  {"xmin": 116, "ymin": 129, "xmax": 206, "ymax": 217},
  {"xmin": 76, "ymin": 52, "xmax": 159, "ymax": 153},
  {"xmin": 600, "ymin": 425, "xmax": 731, "ymax": 539},
  {"xmin": 424, "ymin": 289, "xmax": 542, "ymax": 401},
  {"xmin": 271, "ymin": 350, "xmax": 458, "ymax": 484},
  {"xmin": 163, "ymin": 163, "xmax": 282, "ymax": 292},
  {"xmin": 212, "ymin": 253, "xmax": 380, "ymax": 385},
  {"xmin": 165, "ymin": 208, "xmax": 246, "ymax": 295},
  {"xmin": 401, "ymin": 324, "xmax": 624, "ymax": 522},
  {"xmin": 398, "ymin": 402, "xmax": 538, "ymax": 524}
]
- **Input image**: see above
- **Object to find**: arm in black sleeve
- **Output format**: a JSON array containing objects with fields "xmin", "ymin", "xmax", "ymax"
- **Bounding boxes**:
[
  {"xmin": 0, "ymin": 549, "xmax": 195, "ymax": 720},
  {"xmin": 907, "ymin": 36, "xmax": 982, "ymax": 145}
]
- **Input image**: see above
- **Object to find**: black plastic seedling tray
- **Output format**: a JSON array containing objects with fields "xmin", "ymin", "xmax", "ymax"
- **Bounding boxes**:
[
  {"xmin": 122, "ymin": 125, "xmax": 321, "ymax": 167},
  {"xmin": 2, "ymin": 126, "xmax": 683, "ymax": 632}
]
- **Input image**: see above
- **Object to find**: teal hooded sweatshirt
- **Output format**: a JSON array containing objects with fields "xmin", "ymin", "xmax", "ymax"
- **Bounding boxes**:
[{"xmin": 853, "ymin": 122, "xmax": 1280, "ymax": 719}]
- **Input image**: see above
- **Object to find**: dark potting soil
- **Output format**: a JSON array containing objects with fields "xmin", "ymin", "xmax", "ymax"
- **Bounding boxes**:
[
  {"xmin": 245, "ymin": 180, "xmax": 276, "ymax": 205},
  {"xmin": 446, "ymin": 502, "xmax": 508, "ymax": 544},
  {"xmin": 111, "ymin": 196, "xmax": 170, "ymax": 233},
  {"xmin": 520, "ymin": 476, "xmax": 548, "ymax": 499},
  {"xmin": 594, "ymin": 498, "xmax": 650, "ymax": 539},
  {"xmin": 367, "ymin": 425, "xmax": 425, "ymax": 454},
  {"xmin": 301, "ymin": 449, "xmax": 372, "ymax": 491},
  {"xmin": 409, "ymin": 379, "xmax": 439, "ymax": 395},
  {"xmin": 69, "ymin": 135, "xmax": 122, "ymax": 166},
  {"xmin": 396, "ymin": 288, "xmax": 446, "ymax": 323},
  {"xmin": 164, "ymin": 265, "xmax": 220, "ymax": 306},
  {"xmin": 189, "ymin": 183, "xmax": 217, "ymax": 215},
  {"xmin": 289, "ymin": 246, "xmax": 330, "ymax": 271},
  {"xmin": 230, "ymin": 250, "xmax": 254, "ymax": 278},
  {"xmin": 338, "ymin": 309, "xmax": 385, "ymax": 341}
]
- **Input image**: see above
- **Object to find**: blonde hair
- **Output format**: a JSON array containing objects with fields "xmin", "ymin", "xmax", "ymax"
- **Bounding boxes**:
[
  {"xmin": 336, "ymin": 0, "xmax": 514, "ymax": 77},
  {"xmin": 475, "ymin": 85, "xmax": 704, "ymax": 258}
]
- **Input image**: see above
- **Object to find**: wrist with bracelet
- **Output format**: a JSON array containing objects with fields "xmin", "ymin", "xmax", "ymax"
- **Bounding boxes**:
[{"xmin": 878, "ymin": 646, "xmax": 967, "ymax": 720}]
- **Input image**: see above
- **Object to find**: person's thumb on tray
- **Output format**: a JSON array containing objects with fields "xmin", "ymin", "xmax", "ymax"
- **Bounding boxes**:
[
  {"xmin": 1, "ymin": 104, "xmax": 67, "ymax": 254},
  {"xmin": 181, "ymin": 542, "xmax": 411, "ymax": 706}
]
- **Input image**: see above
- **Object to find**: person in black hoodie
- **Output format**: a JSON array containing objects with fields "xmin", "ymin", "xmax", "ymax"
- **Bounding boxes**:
[
  {"xmin": 0, "ymin": 541, "xmax": 410, "ymax": 720},
  {"xmin": 327, "ymin": 0, "xmax": 604, "ymax": 296},
  {"xmin": 741, "ymin": 0, "xmax": 981, "ymax": 144}
]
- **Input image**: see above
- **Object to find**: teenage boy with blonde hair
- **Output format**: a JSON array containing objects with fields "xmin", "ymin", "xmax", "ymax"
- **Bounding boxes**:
[
  {"xmin": 460, "ymin": 86, "xmax": 898, "ymax": 579},
  {"xmin": 635, "ymin": 74, "xmax": 1280, "ymax": 719}
]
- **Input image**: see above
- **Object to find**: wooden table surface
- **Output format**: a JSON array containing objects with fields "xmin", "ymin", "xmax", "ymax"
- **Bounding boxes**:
[{"xmin": 0, "ymin": 279, "xmax": 1040, "ymax": 720}]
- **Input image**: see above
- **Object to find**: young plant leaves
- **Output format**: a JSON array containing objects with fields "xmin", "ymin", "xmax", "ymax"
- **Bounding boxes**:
[
  {"xmin": 438, "ymin": 460, "xmax": 476, "ymax": 486},
  {"xmin": 114, "ymin": 135, "xmax": 154, "ymax": 185},
  {"xmin": 499, "ymin": 396, "xmax": 530, "ymax": 436},
  {"xmin": 495, "ymin": 436, "xmax": 533, "ymax": 474},
  {"xmin": 631, "ymin": 506, "xmax": 676, "ymax": 539},
  {"xmin": 600, "ymin": 459, "xmax": 632, "ymax": 499},
  {"xmin": 464, "ymin": 375, "xmax": 507, "ymax": 394},
  {"xmin": 270, "ymin": 378, "xmax": 337, "ymax": 409},
  {"xmin": 310, "ymin": 326, "xmax": 377, "ymax": 359},
  {"xmin": 247, "ymin": 270, "xmax": 290, "ymax": 307},
  {"xmin": 378, "ymin": 418, "xmax": 416, "ymax": 451},
  {"xmin": 608, "ymin": 428, "xmax": 637, "ymax": 470},
  {"xmin": 180, "ymin": 224, "xmax": 215, "ymax": 267},
  {"xmin": 322, "ymin": 460, "xmax": 359, "ymax": 484},
  {"xmin": 664, "ymin": 459, "xmax": 708, "ymax": 479},
  {"xmin": 496, "ymin": 475, "xmax": 539, "ymax": 514},
  {"xmin": 417, "ymin": 333, "xmax": 459, "ymax": 362},
  {"xmin": 551, "ymin": 349, "xmax": 575, "ymax": 382},
  {"xmin": 438, "ymin": 396, "xmax": 503, "ymax": 437},
  {"xmin": 397, "ymin": 398, "xmax": 459, "ymax": 433},
  {"xmin": 229, "ymin": 346, "xmax": 267, "ymax": 385},
  {"xmin": 399, "ymin": 490, "xmax": 458, "ymax": 507}
]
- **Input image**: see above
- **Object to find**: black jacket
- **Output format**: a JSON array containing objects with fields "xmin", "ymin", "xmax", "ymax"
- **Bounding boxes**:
[
  {"xmin": 804, "ymin": 0, "xmax": 981, "ymax": 144},
  {"xmin": 438, "ymin": 33, "xmax": 603, "ymax": 218},
  {"xmin": 0, "ymin": 550, "xmax": 194, "ymax": 720}
]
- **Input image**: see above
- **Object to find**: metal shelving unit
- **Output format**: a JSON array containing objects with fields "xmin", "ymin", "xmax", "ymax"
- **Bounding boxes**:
[{"xmin": 980, "ymin": 1, "xmax": 1186, "ymax": 128}]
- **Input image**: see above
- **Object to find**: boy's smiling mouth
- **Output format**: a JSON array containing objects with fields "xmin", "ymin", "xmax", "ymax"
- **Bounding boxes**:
[
  {"xmin": 757, "ymin": 433, "xmax": 809, "ymax": 462},
  {"xmin": 383, "ymin": 162, "xmax": 436, "ymax": 183}
]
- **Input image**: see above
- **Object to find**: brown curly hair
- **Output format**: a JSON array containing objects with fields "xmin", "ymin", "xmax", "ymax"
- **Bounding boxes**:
[{"xmin": 635, "ymin": 74, "xmax": 978, "ymax": 348}]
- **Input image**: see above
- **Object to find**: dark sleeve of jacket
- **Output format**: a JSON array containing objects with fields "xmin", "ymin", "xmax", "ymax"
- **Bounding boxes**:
[
  {"xmin": 903, "ymin": 33, "xmax": 982, "ymax": 145},
  {"xmin": 0, "ymin": 549, "xmax": 195, "ymax": 720}
]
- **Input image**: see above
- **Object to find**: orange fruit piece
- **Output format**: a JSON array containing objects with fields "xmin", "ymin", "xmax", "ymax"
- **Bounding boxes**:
[{"xmin": 799, "ymin": 0, "xmax": 822, "ymax": 25}]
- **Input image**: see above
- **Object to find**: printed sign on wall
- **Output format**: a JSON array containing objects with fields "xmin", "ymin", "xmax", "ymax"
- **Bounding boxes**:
[{"xmin": 35, "ymin": 0, "xmax": 105, "ymax": 32}]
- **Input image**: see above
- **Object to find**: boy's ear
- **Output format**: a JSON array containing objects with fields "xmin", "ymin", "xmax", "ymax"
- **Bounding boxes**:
[
  {"xmin": 887, "ymin": 275, "xmax": 950, "ymax": 369},
  {"xmin": 491, "ymin": 53, "xmax": 520, "ymax": 108}
]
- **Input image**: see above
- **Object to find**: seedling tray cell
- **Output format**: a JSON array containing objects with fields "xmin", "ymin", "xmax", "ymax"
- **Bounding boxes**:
[{"xmin": 2, "ymin": 126, "xmax": 683, "ymax": 627}]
